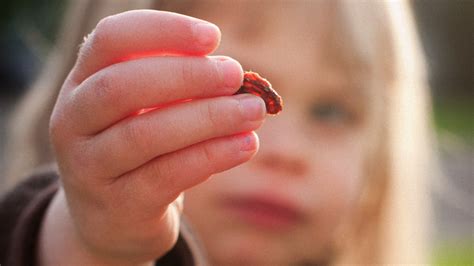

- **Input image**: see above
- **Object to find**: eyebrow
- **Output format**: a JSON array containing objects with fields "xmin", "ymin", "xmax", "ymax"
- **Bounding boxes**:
[
  {"xmin": 312, "ymin": 64, "xmax": 371, "ymax": 107},
  {"xmin": 234, "ymin": 8, "xmax": 270, "ymax": 42}
]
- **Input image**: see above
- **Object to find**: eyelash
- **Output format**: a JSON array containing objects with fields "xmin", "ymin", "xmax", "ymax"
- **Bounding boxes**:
[{"xmin": 309, "ymin": 101, "xmax": 355, "ymax": 127}]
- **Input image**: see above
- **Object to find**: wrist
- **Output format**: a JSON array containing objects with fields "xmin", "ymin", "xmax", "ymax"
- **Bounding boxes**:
[{"xmin": 37, "ymin": 188, "xmax": 154, "ymax": 266}]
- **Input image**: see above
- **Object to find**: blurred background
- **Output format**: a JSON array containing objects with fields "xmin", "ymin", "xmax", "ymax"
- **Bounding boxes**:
[{"xmin": 0, "ymin": 1, "xmax": 472, "ymax": 264}]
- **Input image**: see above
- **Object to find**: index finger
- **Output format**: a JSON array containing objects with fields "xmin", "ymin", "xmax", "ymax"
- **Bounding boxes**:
[{"xmin": 69, "ymin": 10, "xmax": 221, "ymax": 85}]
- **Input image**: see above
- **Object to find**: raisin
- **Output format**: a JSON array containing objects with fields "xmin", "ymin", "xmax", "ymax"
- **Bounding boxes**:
[{"xmin": 234, "ymin": 71, "xmax": 283, "ymax": 115}]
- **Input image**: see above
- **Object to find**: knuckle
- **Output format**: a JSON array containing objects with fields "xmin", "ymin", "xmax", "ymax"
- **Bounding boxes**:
[
  {"xmin": 200, "ymin": 142, "xmax": 216, "ymax": 163},
  {"xmin": 149, "ymin": 158, "xmax": 168, "ymax": 180},
  {"xmin": 120, "ymin": 121, "xmax": 152, "ymax": 160},
  {"xmin": 201, "ymin": 100, "xmax": 222, "ymax": 129},
  {"xmin": 179, "ymin": 59, "xmax": 196, "ymax": 84},
  {"xmin": 71, "ymin": 140, "xmax": 99, "ymax": 177},
  {"xmin": 79, "ymin": 15, "xmax": 114, "ymax": 59},
  {"xmin": 89, "ymin": 70, "xmax": 118, "ymax": 103},
  {"xmin": 121, "ymin": 122, "xmax": 143, "ymax": 149},
  {"xmin": 211, "ymin": 58, "xmax": 222, "ymax": 86},
  {"xmin": 90, "ymin": 15, "xmax": 114, "ymax": 51}
]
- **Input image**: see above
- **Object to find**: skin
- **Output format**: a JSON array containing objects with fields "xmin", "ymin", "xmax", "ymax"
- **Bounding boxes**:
[{"xmin": 39, "ymin": 2, "xmax": 378, "ymax": 266}]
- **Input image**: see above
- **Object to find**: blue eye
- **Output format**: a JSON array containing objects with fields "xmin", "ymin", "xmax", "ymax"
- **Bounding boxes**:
[{"xmin": 310, "ymin": 102, "xmax": 352, "ymax": 125}]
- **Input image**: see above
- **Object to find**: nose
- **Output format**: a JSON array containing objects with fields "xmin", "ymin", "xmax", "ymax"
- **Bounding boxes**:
[{"xmin": 252, "ymin": 107, "xmax": 310, "ymax": 177}]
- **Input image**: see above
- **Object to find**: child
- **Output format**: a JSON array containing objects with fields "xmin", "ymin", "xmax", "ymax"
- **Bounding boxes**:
[{"xmin": 1, "ymin": 1, "xmax": 434, "ymax": 265}]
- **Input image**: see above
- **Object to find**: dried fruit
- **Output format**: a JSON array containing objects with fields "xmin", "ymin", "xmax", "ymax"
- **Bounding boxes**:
[{"xmin": 234, "ymin": 71, "xmax": 283, "ymax": 115}]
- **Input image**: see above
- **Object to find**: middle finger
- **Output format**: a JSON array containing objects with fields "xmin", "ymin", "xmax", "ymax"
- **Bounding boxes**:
[{"xmin": 64, "ymin": 56, "xmax": 243, "ymax": 135}]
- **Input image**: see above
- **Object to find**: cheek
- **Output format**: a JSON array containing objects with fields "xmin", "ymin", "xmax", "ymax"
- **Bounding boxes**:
[
  {"xmin": 319, "ymin": 143, "xmax": 364, "ymax": 203},
  {"xmin": 305, "ymin": 137, "xmax": 366, "ymax": 233}
]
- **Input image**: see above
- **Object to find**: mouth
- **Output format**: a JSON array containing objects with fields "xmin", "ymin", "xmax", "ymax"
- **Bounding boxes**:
[{"xmin": 221, "ymin": 194, "xmax": 306, "ymax": 231}]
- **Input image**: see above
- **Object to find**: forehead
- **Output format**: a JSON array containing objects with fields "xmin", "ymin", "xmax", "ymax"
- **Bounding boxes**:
[
  {"xmin": 192, "ymin": 1, "xmax": 371, "ymax": 85},
  {"xmin": 195, "ymin": 2, "xmax": 325, "ymax": 60}
]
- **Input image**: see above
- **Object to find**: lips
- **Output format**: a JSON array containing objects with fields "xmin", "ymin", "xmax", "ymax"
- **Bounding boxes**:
[{"xmin": 222, "ymin": 194, "xmax": 306, "ymax": 231}]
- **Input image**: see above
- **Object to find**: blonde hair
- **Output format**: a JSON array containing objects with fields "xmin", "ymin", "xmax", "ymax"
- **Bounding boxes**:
[
  {"xmin": 4, "ymin": 0, "xmax": 433, "ymax": 264},
  {"xmin": 332, "ymin": 1, "xmax": 433, "ymax": 264}
]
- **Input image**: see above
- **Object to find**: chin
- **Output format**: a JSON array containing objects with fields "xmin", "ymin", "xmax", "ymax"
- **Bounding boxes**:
[{"xmin": 204, "ymin": 230, "xmax": 295, "ymax": 266}]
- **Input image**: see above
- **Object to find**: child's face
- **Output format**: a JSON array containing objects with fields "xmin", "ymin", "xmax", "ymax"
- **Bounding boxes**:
[{"xmin": 184, "ymin": 1, "xmax": 377, "ymax": 264}]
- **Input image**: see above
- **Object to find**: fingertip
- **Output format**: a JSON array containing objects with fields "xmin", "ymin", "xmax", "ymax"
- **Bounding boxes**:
[
  {"xmin": 193, "ymin": 21, "xmax": 221, "ymax": 52},
  {"xmin": 213, "ymin": 56, "xmax": 243, "ymax": 89},
  {"xmin": 238, "ymin": 131, "xmax": 260, "ymax": 153}
]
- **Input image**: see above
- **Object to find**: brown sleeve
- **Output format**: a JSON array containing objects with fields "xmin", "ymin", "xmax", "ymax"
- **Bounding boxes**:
[
  {"xmin": 0, "ymin": 170, "xmax": 59, "ymax": 266},
  {"xmin": 0, "ymin": 170, "xmax": 208, "ymax": 266}
]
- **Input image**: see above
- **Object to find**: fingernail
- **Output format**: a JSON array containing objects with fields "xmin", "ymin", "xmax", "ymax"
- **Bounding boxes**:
[
  {"xmin": 193, "ymin": 22, "xmax": 220, "ymax": 47},
  {"xmin": 239, "ymin": 132, "xmax": 259, "ymax": 152},
  {"xmin": 237, "ymin": 94, "xmax": 266, "ymax": 121},
  {"xmin": 217, "ymin": 57, "xmax": 243, "ymax": 88}
]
